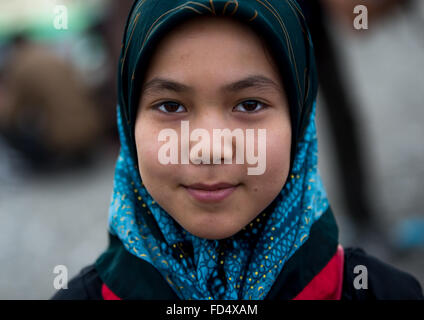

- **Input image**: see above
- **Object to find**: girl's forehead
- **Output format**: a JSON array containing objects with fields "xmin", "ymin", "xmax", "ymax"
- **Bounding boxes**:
[
  {"xmin": 150, "ymin": 15, "xmax": 267, "ymax": 57},
  {"xmin": 165, "ymin": 15, "xmax": 257, "ymax": 36},
  {"xmin": 142, "ymin": 17, "xmax": 281, "ymax": 86}
]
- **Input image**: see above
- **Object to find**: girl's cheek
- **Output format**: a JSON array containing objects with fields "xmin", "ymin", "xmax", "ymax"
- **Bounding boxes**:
[
  {"xmin": 135, "ymin": 122, "xmax": 162, "ymax": 175},
  {"xmin": 265, "ymin": 128, "xmax": 291, "ymax": 184},
  {"xmin": 135, "ymin": 127, "xmax": 182, "ymax": 187}
]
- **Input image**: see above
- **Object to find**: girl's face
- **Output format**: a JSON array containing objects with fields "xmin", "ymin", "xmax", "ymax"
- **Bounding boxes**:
[{"xmin": 135, "ymin": 16, "xmax": 291, "ymax": 240}]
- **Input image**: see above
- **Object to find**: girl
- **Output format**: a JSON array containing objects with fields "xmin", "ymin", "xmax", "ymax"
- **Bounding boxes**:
[{"xmin": 52, "ymin": 0, "xmax": 422, "ymax": 300}]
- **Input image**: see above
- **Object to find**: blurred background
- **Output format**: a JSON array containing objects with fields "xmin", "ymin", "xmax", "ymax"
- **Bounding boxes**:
[{"xmin": 0, "ymin": 0, "xmax": 422, "ymax": 299}]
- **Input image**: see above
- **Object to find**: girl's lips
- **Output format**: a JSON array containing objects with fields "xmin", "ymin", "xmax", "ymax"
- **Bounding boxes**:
[{"xmin": 184, "ymin": 184, "xmax": 238, "ymax": 203}]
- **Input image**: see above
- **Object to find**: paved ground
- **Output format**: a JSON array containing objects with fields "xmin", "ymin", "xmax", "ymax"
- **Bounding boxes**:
[
  {"xmin": 0, "ymin": 142, "xmax": 117, "ymax": 299},
  {"xmin": 0, "ymin": 5, "xmax": 423, "ymax": 299}
]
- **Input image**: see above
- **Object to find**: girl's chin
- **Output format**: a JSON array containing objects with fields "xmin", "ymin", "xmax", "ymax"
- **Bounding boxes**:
[
  {"xmin": 186, "ymin": 228, "xmax": 240, "ymax": 240},
  {"xmin": 179, "ymin": 217, "xmax": 245, "ymax": 240}
]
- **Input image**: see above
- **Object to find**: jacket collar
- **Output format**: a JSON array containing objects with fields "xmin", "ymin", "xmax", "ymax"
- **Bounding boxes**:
[{"xmin": 96, "ymin": 207, "xmax": 339, "ymax": 300}]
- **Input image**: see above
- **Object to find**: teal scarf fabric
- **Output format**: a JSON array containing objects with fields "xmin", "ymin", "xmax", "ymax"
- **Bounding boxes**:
[{"xmin": 107, "ymin": 0, "xmax": 332, "ymax": 300}]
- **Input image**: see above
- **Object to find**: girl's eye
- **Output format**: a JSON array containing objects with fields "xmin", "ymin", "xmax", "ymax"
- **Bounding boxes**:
[
  {"xmin": 233, "ymin": 100, "xmax": 267, "ymax": 113},
  {"xmin": 155, "ymin": 101, "xmax": 187, "ymax": 113}
]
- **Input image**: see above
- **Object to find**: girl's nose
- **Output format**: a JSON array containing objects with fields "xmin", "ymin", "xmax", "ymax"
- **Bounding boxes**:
[{"xmin": 186, "ymin": 112, "xmax": 238, "ymax": 165}]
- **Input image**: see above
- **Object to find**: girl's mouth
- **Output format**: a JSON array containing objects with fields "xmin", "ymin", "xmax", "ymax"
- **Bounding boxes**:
[{"xmin": 183, "ymin": 182, "xmax": 239, "ymax": 203}]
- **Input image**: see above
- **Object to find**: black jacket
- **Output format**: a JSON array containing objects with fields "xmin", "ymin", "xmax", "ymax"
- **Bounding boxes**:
[{"xmin": 51, "ymin": 247, "xmax": 423, "ymax": 300}]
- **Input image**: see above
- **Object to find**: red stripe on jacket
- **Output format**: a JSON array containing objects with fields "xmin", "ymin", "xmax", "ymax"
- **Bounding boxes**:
[{"xmin": 294, "ymin": 245, "xmax": 344, "ymax": 300}]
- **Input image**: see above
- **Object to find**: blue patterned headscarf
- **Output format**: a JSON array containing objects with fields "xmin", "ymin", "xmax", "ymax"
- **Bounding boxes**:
[{"xmin": 108, "ymin": 0, "xmax": 329, "ymax": 300}]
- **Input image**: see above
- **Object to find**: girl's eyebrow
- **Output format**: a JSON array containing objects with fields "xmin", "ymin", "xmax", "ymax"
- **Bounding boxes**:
[{"xmin": 141, "ymin": 75, "xmax": 281, "ymax": 96}]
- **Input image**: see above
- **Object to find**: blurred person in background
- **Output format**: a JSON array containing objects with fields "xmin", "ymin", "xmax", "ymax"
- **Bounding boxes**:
[
  {"xmin": 0, "ymin": 34, "xmax": 104, "ymax": 171},
  {"xmin": 296, "ymin": 0, "xmax": 410, "ymax": 251},
  {"xmin": 87, "ymin": 0, "xmax": 136, "ymax": 141}
]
